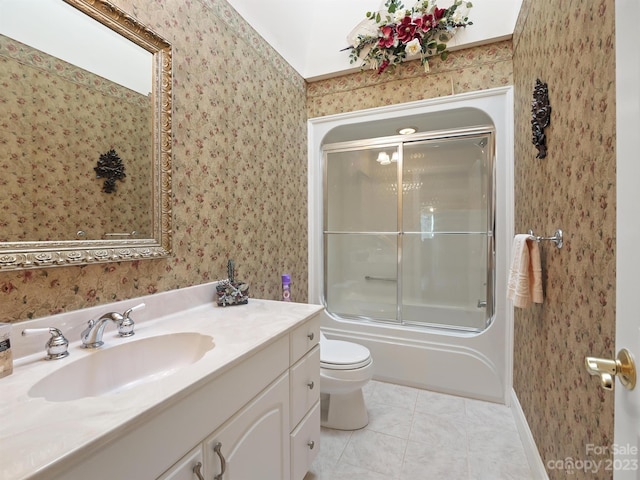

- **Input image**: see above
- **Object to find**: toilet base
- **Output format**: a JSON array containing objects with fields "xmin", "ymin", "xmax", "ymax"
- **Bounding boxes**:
[{"xmin": 320, "ymin": 389, "xmax": 368, "ymax": 430}]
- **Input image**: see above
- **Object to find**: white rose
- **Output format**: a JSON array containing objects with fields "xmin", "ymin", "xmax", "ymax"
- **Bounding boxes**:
[
  {"xmin": 394, "ymin": 10, "xmax": 408, "ymax": 22},
  {"xmin": 346, "ymin": 18, "xmax": 380, "ymax": 47},
  {"xmin": 405, "ymin": 38, "xmax": 422, "ymax": 56}
]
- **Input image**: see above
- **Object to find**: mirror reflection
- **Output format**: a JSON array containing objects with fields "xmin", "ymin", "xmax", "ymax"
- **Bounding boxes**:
[
  {"xmin": 0, "ymin": 0, "xmax": 154, "ymax": 242},
  {"xmin": 0, "ymin": 0, "xmax": 172, "ymax": 269}
]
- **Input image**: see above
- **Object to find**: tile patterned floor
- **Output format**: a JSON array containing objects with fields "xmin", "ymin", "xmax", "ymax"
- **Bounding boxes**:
[{"xmin": 304, "ymin": 380, "xmax": 534, "ymax": 480}]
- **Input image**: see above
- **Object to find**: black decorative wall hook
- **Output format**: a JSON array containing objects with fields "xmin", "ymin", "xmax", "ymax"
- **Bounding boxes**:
[
  {"xmin": 531, "ymin": 79, "xmax": 551, "ymax": 159},
  {"xmin": 94, "ymin": 149, "xmax": 126, "ymax": 193}
]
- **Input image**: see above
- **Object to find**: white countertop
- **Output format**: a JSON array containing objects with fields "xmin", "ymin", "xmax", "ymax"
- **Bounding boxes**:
[{"xmin": 0, "ymin": 283, "xmax": 322, "ymax": 480}]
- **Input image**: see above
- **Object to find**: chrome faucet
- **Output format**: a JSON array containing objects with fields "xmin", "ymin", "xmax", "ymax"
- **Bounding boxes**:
[{"xmin": 81, "ymin": 303, "xmax": 145, "ymax": 348}]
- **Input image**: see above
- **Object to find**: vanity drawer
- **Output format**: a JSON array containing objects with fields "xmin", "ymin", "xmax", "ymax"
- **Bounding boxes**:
[
  {"xmin": 290, "ymin": 401, "xmax": 320, "ymax": 480},
  {"xmin": 290, "ymin": 344, "xmax": 320, "ymax": 427},
  {"xmin": 290, "ymin": 314, "xmax": 320, "ymax": 364}
]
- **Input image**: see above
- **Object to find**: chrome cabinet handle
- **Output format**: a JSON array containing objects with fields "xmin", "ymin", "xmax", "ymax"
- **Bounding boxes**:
[
  {"xmin": 214, "ymin": 442, "xmax": 226, "ymax": 480},
  {"xmin": 308, "ymin": 440, "xmax": 315, "ymax": 450},
  {"xmin": 192, "ymin": 462, "xmax": 204, "ymax": 480},
  {"xmin": 307, "ymin": 381, "xmax": 314, "ymax": 390}
]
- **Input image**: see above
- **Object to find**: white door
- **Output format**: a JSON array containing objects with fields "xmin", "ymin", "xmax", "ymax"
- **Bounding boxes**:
[{"xmin": 614, "ymin": 0, "xmax": 640, "ymax": 478}]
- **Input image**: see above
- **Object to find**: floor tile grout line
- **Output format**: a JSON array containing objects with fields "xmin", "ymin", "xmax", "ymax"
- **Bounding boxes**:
[
  {"xmin": 398, "ymin": 388, "xmax": 421, "ymax": 479},
  {"xmin": 333, "ymin": 429, "xmax": 353, "ymax": 469},
  {"xmin": 464, "ymin": 411, "xmax": 473, "ymax": 480}
]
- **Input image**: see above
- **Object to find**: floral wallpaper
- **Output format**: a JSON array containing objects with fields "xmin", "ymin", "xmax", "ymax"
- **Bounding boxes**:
[
  {"xmin": 0, "ymin": 0, "xmax": 308, "ymax": 322},
  {"xmin": 0, "ymin": 35, "xmax": 152, "ymax": 242},
  {"xmin": 512, "ymin": 0, "xmax": 616, "ymax": 478},
  {"xmin": 307, "ymin": 40, "xmax": 513, "ymax": 118}
]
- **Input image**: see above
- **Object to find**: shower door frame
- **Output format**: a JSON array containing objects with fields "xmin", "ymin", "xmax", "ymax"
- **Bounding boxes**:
[{"xmin": 322, "ymin": 126, "xmax": 496, "ymax": 332}]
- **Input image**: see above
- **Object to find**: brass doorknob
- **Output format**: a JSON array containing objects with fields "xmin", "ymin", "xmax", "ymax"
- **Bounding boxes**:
[{"xmin": 585, "ymin": 348, "xmax": 636, "ymax": 391}]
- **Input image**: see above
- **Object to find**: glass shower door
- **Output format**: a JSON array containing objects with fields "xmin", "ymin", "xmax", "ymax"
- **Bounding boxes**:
[
  {"xmin": 323, "ymin": 131, "xmax": 494, "ymax": 331},
  {"xmin": 324, "ymin": 144, "xmax": 400, "ymax": 323},
  {"xmin": 401, "ymin": 135, "xmax": 492, "ymax": 330}
]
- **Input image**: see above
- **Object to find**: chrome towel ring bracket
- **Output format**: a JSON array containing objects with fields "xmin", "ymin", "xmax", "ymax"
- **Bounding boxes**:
[{"xmin": 528, "ymin": 229, "xmax": 563, "ymax": 249}]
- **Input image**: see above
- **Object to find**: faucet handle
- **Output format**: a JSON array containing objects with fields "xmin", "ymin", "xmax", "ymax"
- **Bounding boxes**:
[
  {"xmin": 22, "ymin": 327, "xmax": 69, "ymax": 360},
  {"xmin": 119, "ymin": 303, "xmax": 145, "ymax": 337}
]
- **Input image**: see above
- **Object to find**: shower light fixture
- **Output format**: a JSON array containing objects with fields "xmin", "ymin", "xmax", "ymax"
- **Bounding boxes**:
[
  {"xmin": 377, "ymin": 151, "xmax": 400, "ymax": 165},
  {"xmin": 376, "ymin": 152, "xmax": 391, "ymax": 165},
  {"xmin": 398, "ymin": 127, "xmax": 417, "ymax": 135}
]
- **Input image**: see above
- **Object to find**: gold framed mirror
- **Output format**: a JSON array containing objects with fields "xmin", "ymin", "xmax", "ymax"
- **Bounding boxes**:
[{"xmin": 0, "ymin": 0, "xmax": 172, "ymax": 270}]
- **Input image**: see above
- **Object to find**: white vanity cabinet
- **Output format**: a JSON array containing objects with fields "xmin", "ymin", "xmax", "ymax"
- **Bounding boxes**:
[
  {"xmin": 4, "ymin": 290, "xmax": 326, "ymax": 480},
  {"xmin": 153, "ymin": 313, "xmax": 320, "ymax": 480},
  {"xmin": 47, "ymin": 313, "xmax": 321, "ymax": 480},
  {"xmin": 156, "ymin": 373, "xmax": 290, "ymax": 480}
]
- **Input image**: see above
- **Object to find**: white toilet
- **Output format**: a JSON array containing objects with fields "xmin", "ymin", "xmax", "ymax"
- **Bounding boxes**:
[{"xmin": 319, "ymin": 332, "xmax": 373, "ymax": 430}]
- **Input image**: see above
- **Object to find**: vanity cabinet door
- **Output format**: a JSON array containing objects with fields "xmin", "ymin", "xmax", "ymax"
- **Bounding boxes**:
[
  {"xmin": 204, "ymin": 372, "xmax": 290, "ymax": 480},
  {"xmin": 157, "ymin": 445, "xmax": 204, "ymax": 480}
]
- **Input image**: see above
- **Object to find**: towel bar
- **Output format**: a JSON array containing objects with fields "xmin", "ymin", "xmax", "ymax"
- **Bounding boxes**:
[
  {"xmin": 364, "ymin": 275, "xmax": 397, "ymax": 282},
  {"xmin": 528, "ymin": 229, "xmax": 563, "ymax": 249}
]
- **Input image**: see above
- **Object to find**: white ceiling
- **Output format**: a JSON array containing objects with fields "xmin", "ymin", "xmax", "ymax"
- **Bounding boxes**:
[{"xmin": 225, "ymin": 0, "xmax": 523, "ymax": 80}]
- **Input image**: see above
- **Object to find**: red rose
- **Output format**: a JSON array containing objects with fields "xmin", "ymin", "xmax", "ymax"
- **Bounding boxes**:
[
  {"xmin": 396, "ymin": 16, "xmax": 418, "ymax": 43},
  {"xmin": 415, "ymin": 14, "xmax": 435, "ymax": 32},
  {"xmin": 378, "ymin": 25, "xmax": 396, "ymax": 48}
]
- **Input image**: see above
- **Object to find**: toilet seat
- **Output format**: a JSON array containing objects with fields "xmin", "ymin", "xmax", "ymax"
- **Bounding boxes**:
[{"xmin": 320, "ymin": 339, "xmax": 372, "ymax": 370}]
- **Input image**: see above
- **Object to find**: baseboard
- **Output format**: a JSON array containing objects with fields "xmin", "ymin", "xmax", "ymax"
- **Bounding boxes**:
[{"xmin": 510, "ymin": 389, "xmax": 549, "ymax": 479}]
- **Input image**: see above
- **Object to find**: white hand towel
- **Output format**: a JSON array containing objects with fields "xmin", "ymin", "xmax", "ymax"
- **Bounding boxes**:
[{"xmin": 507, "ymin": 234, "xmax": 543, "ymax": 308}]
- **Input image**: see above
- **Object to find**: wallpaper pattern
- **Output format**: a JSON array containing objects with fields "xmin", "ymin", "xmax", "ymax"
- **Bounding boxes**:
[
  {"xmin": 307, "ymin": 40, "xmax": 513, "ymax": 118},
  {"xmin": 0, "ymin": 35, "xmax": 152, "ymax": 242},
  {"xmin": 512, "ymin": 0, "xmax": 616, "ymax": 478},
  {"xmin": 0, "ymin": 0, "xmax": 308, "ymax": 321}
]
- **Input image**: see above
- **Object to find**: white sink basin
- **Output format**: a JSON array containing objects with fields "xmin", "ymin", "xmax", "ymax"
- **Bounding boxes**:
[{"xmin": 29, "ymin": 332, "xmax": 215, "ymax": 402}]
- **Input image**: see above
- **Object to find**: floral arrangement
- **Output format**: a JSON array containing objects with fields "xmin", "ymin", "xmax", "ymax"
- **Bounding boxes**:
[{"xmin": 345, "ymin": 0, "xmax": 473, "ymax": 74}]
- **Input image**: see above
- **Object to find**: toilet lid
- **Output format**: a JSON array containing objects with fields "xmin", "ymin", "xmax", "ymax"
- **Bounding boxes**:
[{"xmin": 321, "ymin": 340, "xmax": 372, "ymax": 370}]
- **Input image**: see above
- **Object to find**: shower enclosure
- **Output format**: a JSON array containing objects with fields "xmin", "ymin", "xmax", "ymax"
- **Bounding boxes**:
[
  {"xmin": 309, "ymin": 88, "xmax": 514, "ymax": 402},
  {"xmin": 323, "ymin": 127, "xmax": 494, "ymax": 332}
]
